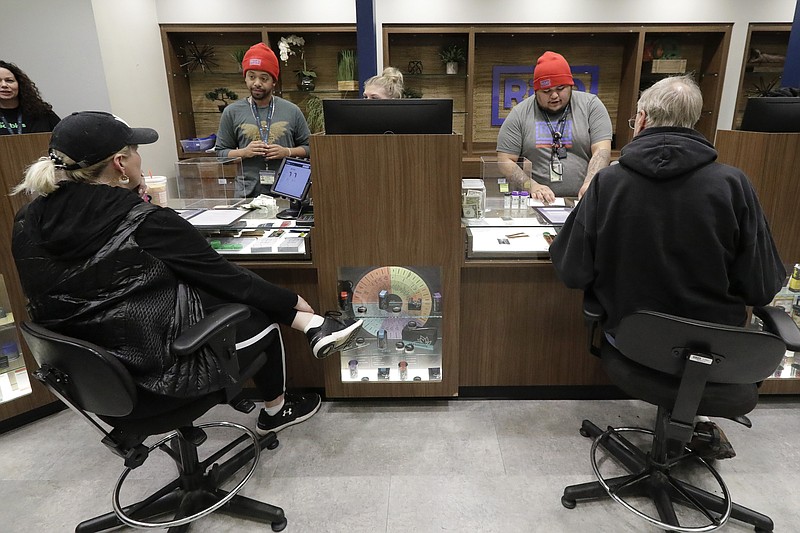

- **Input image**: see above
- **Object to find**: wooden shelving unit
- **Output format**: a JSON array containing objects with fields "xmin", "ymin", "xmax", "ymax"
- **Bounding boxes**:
[
  {"xmin": 159, "ymin": 24, "xmax": 357, "ymax": 158},
  {"xmin": 383, "ymin": 23, "xmax": 731, "ymax": 168},
  {"xmin": 733, "ymin": 23, "xmax": 791, "ymax": 130}
]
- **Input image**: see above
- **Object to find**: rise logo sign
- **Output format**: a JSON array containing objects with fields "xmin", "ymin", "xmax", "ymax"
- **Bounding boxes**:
[{"xmin": 490, "ymin": 65, "xmax": 600, "ymax": 126}]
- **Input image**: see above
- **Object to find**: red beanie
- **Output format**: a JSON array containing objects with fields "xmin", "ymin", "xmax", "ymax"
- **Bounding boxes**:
[
  {"xmin": 242, "ymin": 43, "xmax": 280, "ymax": 81},
  {"xmin": 533, "ymin": 51, "xmax": 574, "ymax": 91}
]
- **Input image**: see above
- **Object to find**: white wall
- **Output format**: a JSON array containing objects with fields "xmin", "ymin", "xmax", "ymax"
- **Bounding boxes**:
[
  {"xmin": 0, "ymin": 0, "xmax": 111, "ymax": 116},
  {"xmin": 2, "ymin": 0, "xmax": 797, "ymax": 176},
  {"xmin": 91, "ymin": 0, "xmax": 175, "ymax": 178}
]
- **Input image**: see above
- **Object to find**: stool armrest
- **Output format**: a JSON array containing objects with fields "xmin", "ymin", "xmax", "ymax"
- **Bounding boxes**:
[
  {"xmin": 753, "ymin": 306, "xmax": 800, "ymax": 352},
  {"xmin": 583, "ymin": 292, "xmax": 606, "ymax": 358},
  {"xmin": 171, "ymin": 304, "xmax": 251, "ymax": 357}
]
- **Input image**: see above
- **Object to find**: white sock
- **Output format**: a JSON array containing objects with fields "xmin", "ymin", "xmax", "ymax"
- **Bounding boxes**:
[
  {"xmin": 303, "ymin": 315, "xmax": 325, "ymax": 333},
  {"xmin": 265, "ymin": 399, "xmax": 285, "ymax": 416}
]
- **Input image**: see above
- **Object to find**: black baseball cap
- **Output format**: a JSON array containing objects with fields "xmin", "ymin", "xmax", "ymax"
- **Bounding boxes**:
[{"xmin": 49, "ymin": 111, "xmax": 159, "ymax": 170}]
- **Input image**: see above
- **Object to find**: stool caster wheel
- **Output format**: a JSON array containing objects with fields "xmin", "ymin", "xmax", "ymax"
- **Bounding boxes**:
[
  {"xmin": 267, "ymin": 438, "xmax": 279, "ymax": 451},
  {"xmin": 271, "ymin": 518, "xmax": 288, "ymax": 531},
  {"xmin": 579, "ymin": 428, "xmax": 590, "ymax": 438},
  {"xmin": 561, "ymin": 496, "xmax": 576, "ymax": 509}
]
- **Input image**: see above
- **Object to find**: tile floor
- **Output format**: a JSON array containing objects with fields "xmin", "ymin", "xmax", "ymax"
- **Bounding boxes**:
[{"xmin": 1, "ymin": 396, "xmax": 798, "ymax": 532}]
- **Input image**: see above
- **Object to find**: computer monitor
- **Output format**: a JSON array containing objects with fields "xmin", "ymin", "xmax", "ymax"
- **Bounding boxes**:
[
  {"xmin": 740, "ymin": 97, "xmax": 800, "ymax": 133},
  {"xmin": 270, "ymin": 156, "xmax": 312, "ymax": 219},
  {"xmin": 323, "ymin": 99, "xmax": 453, "ymax": 135}
]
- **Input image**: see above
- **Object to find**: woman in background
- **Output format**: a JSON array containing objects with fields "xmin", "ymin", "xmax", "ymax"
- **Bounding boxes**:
[
  {"xmin": 363, "ymin": 67, "xmax": 404, "ymax": 99},
  {"xmin": 0, "ymin": 60, "xmax": 60, "ymax": 135}
]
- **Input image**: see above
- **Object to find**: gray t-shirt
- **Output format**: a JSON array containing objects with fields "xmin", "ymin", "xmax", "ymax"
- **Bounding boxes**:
[
  {"xmin": 215, "ymin": 96, "xmax": 311, "ymax": 197},
  {"xmin": 496, "ymin": 90, "xmax": 612, "ymax": 197}
]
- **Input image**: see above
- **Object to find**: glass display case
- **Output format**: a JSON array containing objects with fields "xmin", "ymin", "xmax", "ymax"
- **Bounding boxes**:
[
  {"xmin": 168, "ymin": 157, "xmax": 312, "ymax": 261},
  {"xmin": 463, "ymin": 158, "xmax": 575, "ymax": 260},
  {"xmin": 336, "ymin": 266, "xmax": 443, "ymax": 384},
  {"xmin": 175, "ymin": 156, "xmax": 243, "ymax": 199},
  {"xmin": 0, "ymin": 274, "xmax": 32, "ymax": 405},
  {"xmin": 753, "ymin": 269, "xmax": 800, "ymax": 379}
]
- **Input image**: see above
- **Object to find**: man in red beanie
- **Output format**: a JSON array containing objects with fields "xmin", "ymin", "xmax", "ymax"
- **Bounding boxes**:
[
  {"xmin": 496, "ymin": 51, "xmax": 612, "ymax": 202},
  {"xmin": 214, "ymin": 42, "xmax": 311, "ymax": 197}
]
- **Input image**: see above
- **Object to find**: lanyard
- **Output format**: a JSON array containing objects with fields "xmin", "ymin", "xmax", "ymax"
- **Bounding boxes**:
[
  {"xmin": 0, "ymin": 110, "xmax": 22, "ymax": 134},
  {"xmin": 250, "ymin": 97, "xmax": 275, "ymax": 143},
  {"xmin": 541, "ymin": 103, "xmax": 570, "ymax": 149}
]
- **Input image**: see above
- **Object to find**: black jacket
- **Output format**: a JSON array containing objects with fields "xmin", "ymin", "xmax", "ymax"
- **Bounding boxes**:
[
  {"xmin": 550, "ymin": 127, "xmax": 785, "ymax": 333},
  {"xmin": 12, "ymin": 182, "xmax": 298, "ymax": 397}
]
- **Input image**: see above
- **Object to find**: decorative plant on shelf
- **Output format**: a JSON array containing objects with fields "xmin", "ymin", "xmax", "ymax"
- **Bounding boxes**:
[
  {"xmin": 747, "ymin": 76, "xmax": 781, "ymax": 97},
  {"xmin": 205, "ymin": 87, "xmax": 238, "ymax": 111},
  {"xmin": 439, "ymin": 44, "xmax": 466, "ymax": 74},
  {"xmin": 337, "ymin": 50, "xmax": 358, "ymax": 91},
  {"xmin": 403, "ymin": 86, "xmax": 423, "ymax": 99},
  {"xmin": 230, "ymin": 48, "xmax": 247, "ymax": 71},
  {"xmin": 304, "ymin": 95, "xmax": 325, "ymax": 133},
  {"xmin": 181, "ymin": 41, "xmax": 218, "ymax": 73},
  {"xmin": 279, "ymin": 34, "xmax": 316, "ymax": 91}
]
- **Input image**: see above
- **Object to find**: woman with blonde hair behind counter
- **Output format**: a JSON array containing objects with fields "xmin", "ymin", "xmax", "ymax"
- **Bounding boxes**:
[{"xmin": 363, "ymin": 67, "xmax": 404, "ymax": 99}]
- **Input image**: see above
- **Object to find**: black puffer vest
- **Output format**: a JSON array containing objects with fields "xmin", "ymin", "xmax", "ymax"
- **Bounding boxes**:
[{"xmin": 13, "ymin": 201, "xmax": 235, "ymax": 398}]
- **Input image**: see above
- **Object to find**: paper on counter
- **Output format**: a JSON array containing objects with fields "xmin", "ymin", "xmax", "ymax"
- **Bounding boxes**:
[{"xmin": 528, "ymin": 197, "xmax": 567, "ymax": 207}]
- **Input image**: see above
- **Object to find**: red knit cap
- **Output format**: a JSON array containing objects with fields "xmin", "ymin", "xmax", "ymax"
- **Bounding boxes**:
[
  {"xmin": 242, "ymin": 43, "xmax": 280, "ymax": 81},
  {"xmin": 533, "ymin": 51, "xmax": 574, "ymax": 91}
]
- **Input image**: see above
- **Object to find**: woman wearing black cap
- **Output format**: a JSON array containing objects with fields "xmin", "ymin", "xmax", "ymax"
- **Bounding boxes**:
[
  {"xmin": 11, "ymin": 111, "xmax": 362, "ymax": 435},
  {"xmin": 0, "ymin": 60, "xmax": 60, "ymax": 135}
]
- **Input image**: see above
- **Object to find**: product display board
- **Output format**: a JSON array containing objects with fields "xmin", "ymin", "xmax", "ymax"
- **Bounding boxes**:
[
  {"xmin": 337, "ymin": 266, "xmax": 443, "ymax": 383},
  {"xmin": 754, "ymin": 268, "xmax": 800, "ymax": 379},
  {"xmin": 462, "ymin": 176, "xmax": 575, "ymax": 260},
  {"xmin": 0, "ymin": 275, "xmax": 32, "ymax": 405}
]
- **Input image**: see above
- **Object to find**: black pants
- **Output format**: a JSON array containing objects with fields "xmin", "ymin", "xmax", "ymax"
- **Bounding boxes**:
[
  {"xmin": 230, "ymin": 305, "xmax": 286, "ymax": 402},
  {"xmin": 130, "ymin": 305, "xmax": 287, "ymax": 418}
]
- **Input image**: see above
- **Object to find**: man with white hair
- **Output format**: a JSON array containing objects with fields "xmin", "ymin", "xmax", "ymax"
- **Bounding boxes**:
[{"xmin": 549, "ymin": 75, "xmax": 786, "ymax": 459}]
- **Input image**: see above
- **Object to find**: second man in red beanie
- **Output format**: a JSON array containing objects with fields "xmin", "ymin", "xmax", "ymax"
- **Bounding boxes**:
[
  {"xmin": 214, "ymin": 42, "xmax": 311, "ymax": 197},
  {"xmin": 496, "ymin": 51, "xmax": 612, "ymax": 202}
]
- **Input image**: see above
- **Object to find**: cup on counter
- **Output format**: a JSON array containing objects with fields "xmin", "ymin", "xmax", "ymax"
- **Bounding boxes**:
[{"xmin": 144, "ymin": 175, "xmax": 168, "ymax": 206}]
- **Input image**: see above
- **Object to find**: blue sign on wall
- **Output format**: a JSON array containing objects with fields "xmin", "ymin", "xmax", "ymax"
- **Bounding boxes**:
[{"xmin": 491, "ymin": 65, "xmax": 601, "ymax": 127}]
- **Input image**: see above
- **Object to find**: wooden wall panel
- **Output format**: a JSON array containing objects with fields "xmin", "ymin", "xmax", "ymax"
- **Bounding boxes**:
[
  {"xmin": 312, "ymin": 134, "xmax": 463, "ymax": 397},
  {"xmin": 471, "ymin": 32, "xmax": 631, "ymax": 145},
  {"xmin": 715, "ymin": 130, "xmax": 800, "ymax": 264},
  {"xmin": 0, "ymin": 133, "xmax": 56, "ymax": 422},
  {"xmin": 459, "ymin": 265, "xmax": 607, "ymax": 387}
]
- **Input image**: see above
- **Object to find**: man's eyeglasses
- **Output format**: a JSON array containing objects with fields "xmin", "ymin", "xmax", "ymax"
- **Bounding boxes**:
[{"xmin": 628, "ymin": 115, "xmax": 637, "ymax": 130}]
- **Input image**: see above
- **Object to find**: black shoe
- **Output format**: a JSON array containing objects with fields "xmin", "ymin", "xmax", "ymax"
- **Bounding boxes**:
[
  {"xmin": 256, "ymin": 392, "xmax": 321, "ymax": 435},
  {"xmin": 306, "ymin": 312, "xmax": 363, "ymax": 359},
  {"xmin": 689, "ymin": 421, "xmax": 736, "ymax": 461}
]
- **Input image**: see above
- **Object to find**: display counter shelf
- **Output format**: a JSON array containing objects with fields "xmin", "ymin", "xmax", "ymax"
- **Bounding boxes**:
[
  {"xmin": 462, "ymin": 175, "xmax": 576, "ymax": 260},
  {"xmin": 168, "ymin": 197, "xmax": 314, "ymax": 261}
]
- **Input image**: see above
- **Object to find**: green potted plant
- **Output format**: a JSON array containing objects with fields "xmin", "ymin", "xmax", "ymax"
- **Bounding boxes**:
[
  {"xmin": 230, "ymin": 48, "xmax": 247, "ymax": 71},
  {"xmin": 304, "ymin": 95, "xmax": 325, "ymax": 133},
  {"xmin": 204, "ymin": 87, "xmax": 238, "ymax": 111},
  {"xmin": 337, "ymin": 50, "xmax": 358, "ymax": 91},
  {"xmin": 279, "ymin": 34, "xmax": 317, "ymax": 91},
  {"xmin": 439, "ymin": 44, "xmax": 466, "ymax": 75},
  {"xmin": 403, "ymin": 86, "xmax": 423, "ymax": 99}
]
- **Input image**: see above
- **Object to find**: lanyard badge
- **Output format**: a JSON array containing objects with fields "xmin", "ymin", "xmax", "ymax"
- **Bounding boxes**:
[
  {"xmin": 550, "ymin": 130, "xmax": 564, "ymax": 182},
  {"xmin": 543, "ymin": 105, "xmax": 569, "ymax": 183},
  {"xmin": 250, "ymin": 98, "xmax": 275, "ymax": 143},
  {"xmin": 1, "ymin": 110, "xmax": 23, "ymax": 135}
]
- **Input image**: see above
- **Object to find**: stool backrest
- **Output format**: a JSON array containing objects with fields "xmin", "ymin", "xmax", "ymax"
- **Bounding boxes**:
[
  {"xmin": 21, "ymin": 321, "xmax": 137, "ymax": 417},
  {"xmin": 615, "ymin": 311, "xmax": 785, "ymax": 384}
]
